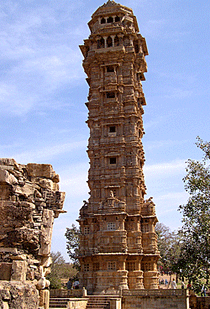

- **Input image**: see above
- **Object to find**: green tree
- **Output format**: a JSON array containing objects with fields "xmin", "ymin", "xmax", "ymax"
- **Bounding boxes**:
[
  {"xmin": 176, "ymin": 137, "xmax": 210, "ymax": 292},
  {"xmin": 65, "ymin": 224, "xmax": 80, "ymax": 270},
  {"xmin": 46, "ymin": 251, "xmax": 77, "ymax": 289},
  {"xmin": 156, "ymin": 222, "xmax": 181, "ymax": 272}
]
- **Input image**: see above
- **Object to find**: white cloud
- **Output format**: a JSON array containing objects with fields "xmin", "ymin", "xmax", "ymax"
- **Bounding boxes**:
[
  {"xmin": 13, "ymin": 140, "xmax": 87, "ymax": 163},
  {"xmin": 155, "ymin": 191, "xmax": 189, "ymax": 217},
  {"xmin": 144, "ymin": 159, "xmax": 186, "ymax": 177},
  {"xmin": 0, "ymin": 2, "xmax": 87, "ymax": 117},
  {"xmin": 144, "ymin": 139, "xmax": 188, "ymax": 151},
  {"xmin": 156, "ymin": 191, "xmax": 188, "ymax": 203}
]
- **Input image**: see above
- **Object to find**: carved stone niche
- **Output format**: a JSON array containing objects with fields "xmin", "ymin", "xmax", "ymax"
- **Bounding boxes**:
[{"xmin": 0, "ymin": 158, "xmax": 66, "ymax": 309}]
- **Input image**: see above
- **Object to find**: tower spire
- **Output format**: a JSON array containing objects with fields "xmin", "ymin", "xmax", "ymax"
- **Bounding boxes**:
[{"xmin": 78, "ymin": 1, "xmax": 159, "ymax": 294}]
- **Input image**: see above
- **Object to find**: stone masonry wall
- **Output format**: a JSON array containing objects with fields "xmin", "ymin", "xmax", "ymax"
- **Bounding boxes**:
[
  {"xmin": 122, "ymin": 289, "xmax": 190, "ymax": 309},
  {"xmin": 0, "ymin": 158, "xmax": 65, "ymax": 309}
]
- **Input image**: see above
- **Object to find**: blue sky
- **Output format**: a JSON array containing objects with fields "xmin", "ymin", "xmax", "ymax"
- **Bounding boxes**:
[{"xmin": 1, "ymin": 0, "xmax": 210, "ymax": 261}]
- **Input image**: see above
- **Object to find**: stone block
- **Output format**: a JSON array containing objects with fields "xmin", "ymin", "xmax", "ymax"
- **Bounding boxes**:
[
  {"xmin": 0, "ymin": 169, "xmax": 17, "ymax": 185},
  {"xmin": 0, "ymin": 247, "xmax": 18, "ymax": 254},
  {"xmin": 0, "ymin": 185, "xmax": 11, "ymax": 200},
  {"xmin": 11, "ymin": 260, "xmax": 27, "ymax": 281},
  {"xmin": 0, "ymin": 158, "xmax": 17, "ymax": 166},
  {"xmin": 0, "ymin": 263, "xmax": 12, "ymax": 280},
  {"xmin": 0, "ymin": 281, "xmax": 39, "ymax": 309},
  {"xmin": 26, "ymin": 163, "xmax": 55, "ymax": 179},
  {"xmin": 14, "ymin": 182, "xmax": 36, "ymax": 197}
]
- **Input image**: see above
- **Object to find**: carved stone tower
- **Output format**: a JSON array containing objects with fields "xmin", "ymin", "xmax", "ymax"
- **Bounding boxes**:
[{"xmin": 78, "ymin": 0, "xmax": 159, "ymax": 294}]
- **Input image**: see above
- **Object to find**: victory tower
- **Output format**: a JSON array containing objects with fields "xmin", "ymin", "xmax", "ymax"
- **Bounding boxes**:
[{"xmin": 78, "ymin": 0, "xmax": 159, "ymax": 294}]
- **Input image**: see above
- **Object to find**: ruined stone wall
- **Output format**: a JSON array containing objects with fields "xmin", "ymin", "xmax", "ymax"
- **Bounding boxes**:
[{"xmin": 0, "ymin": 158, "xmax": 65, "ymax": 309}]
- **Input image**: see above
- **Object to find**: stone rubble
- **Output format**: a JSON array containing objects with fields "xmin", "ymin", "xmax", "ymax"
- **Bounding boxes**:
[{"xmin": 0, "ymin": 158, "xmax": 66, "ymax": 309}]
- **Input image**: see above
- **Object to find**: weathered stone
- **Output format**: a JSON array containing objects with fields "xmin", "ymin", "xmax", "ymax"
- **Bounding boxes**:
[
  {"xmin": 78, "ymin": 0, "xmax": 159, "ymax": 294},
  {"xmin": 39, "ymin": 289, "xmax": 50, "ymax": 309},
  {"xmin": 0, "ymin": 170, "xmax": 18, "ymax": 185},
  {"xmin": 0, "ymin": 158, "xmax": 17, "ymax": 167},
  {"xmin": 0, "ymin": 281, "xmax": 39, "ymax": 309},
  {"xmin": 122, "ymin": 289, "xmax": 189, "ymax": 309},
  {"xmin": 0, "ymin": 159, "xmax": 66, "ymax": 308},
  {"xmin": 14, "ymin": 182, "xmax": 37, "ymax": 198},
  {"xmin": 39, "ymin": 178, "xmax": 54, "ymax": 190},
  {"xmin": 26, "ymin": 163, "xmax": 55, "ymax": 179},
  {"xmin": 11, "ymin": 260, "xmax": 27, "ymax": 281},
  {"xmin": 0, "ymin": 248, "xmax": 18, "ymax": 254},
  {"xmin": 0, "ymin": 263, "xmax": 12, "ymax": 280},
  {"xmin": 39, "ymin": 210, "xmax": 54, "ymax": 256}
]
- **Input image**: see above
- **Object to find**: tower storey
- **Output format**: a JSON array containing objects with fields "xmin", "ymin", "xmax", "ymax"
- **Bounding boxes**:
[{"xmin": 78, "ymin": 0, "xmax": 160, "ymax": 294}]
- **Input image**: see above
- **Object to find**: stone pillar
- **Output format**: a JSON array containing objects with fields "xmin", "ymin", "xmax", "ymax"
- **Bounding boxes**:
[
  {"xmin": 118, "ymin": 34, "xmax": 123, "ymax": 46},
  {"xmin": 104, "ymin": 36, "xmax": 107, "ymax": 48},
  {"xmin": 118, "ymin": 257, "xmax": 128, "ymax": 290},
  {"xmin": 143, "ymin": 271, "xmax": 159, "ymax": 289},
  {"xmin": 39, "ymin": 290, "xmax": 50, "ymax": 309},
  {"xmin": 111, "ymin": 35, "xmax": 115, "ymax": 47},
  {"xmin": 134, "ymin": 270, "xmax": 144, "ymax": 289}
]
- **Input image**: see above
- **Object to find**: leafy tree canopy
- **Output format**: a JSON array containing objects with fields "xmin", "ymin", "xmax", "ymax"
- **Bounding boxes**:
[
  {"xmin": 156, "ymin": 222, "xmax": 181, "ymax": 272},
  {"xmin": 46, "ymin": 251, "xmax": 77, "ymax": 289},
  {"xmin": 176, "ymin": 137, "xmax": 210, "ymax": 292},
  {"xmin": 65, "ymin": 224, "xmax": 80, "ymax": 270}
]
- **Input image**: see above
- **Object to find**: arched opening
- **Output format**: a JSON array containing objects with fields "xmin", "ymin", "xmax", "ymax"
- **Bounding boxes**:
[
  {"xmin": 101, "ymin": 17, "xmax": 106, "ymax": 24},
  {"xmin": 114, "ymin": 35, "xmax": 119, "ymax": 46},
  {"xmin": 107, "ymin": 36, "xmax": 112, "ymax": 47},
  {"xmin": 115, "ymin": 16, "xmax": 120, "ymax": 22},
  {"xmin": 137, "ymin": 98, "xmax": 141, "ymax": 108},
  {"xmin": 110, "ymin": 157, "xmax": 116, "ymax": 165},
  {"xmin": 134, "ymin": 41, "xmax": 139, "ymax": 53},
  {"xmin": 109, "ymin": 126, "xmax": 116, "ymax": 133},
  {"xmin": 107, "ymin": 92, "xmax": 115, "ymax": 98},
  {"xmin": 97, "ymin": 37, "xmax": 105, "ymax": 49},
  {"xmin": 107, "ymin": 66, "xmax": 114, "ymax": 73},
  {"xmin": 107, "ymin": 16, "xmax": 113, "ymax": 23}
]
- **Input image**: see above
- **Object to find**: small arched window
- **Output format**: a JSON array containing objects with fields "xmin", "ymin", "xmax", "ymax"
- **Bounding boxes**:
[
  {"xmin": 107, "ymin": 36, "xmax": 112, "ymax": 47},
  {"xmin": 101, "ymin": 17, "xmax": 106, "ymax": 24},
  {"xmin": 134, "ymin": 42, "xmax": 139, "ymax": 53},
  {"xmin": 97, "ymin": 37, "xmax": 105, "ymax": 49},
  {"xmin": 115, "ymin": 16, "xmax": 120, "ymax": 22},
  {"xmin": 107, "ymin": 16, "xmax": 113, "ymax": 23},
  {"xmin": 114, "ymin": 35, "xmax": 119, "ymax": 46}
]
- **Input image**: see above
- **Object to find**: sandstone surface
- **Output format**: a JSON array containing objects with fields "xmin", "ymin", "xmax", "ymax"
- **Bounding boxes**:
[
  {"xmin": 78, "ymin": 0, "xmax": 159, "ymax": 294},
  {"xmin": 0, "ymin": 159, "xmax": 65, "ymax": 308}
]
